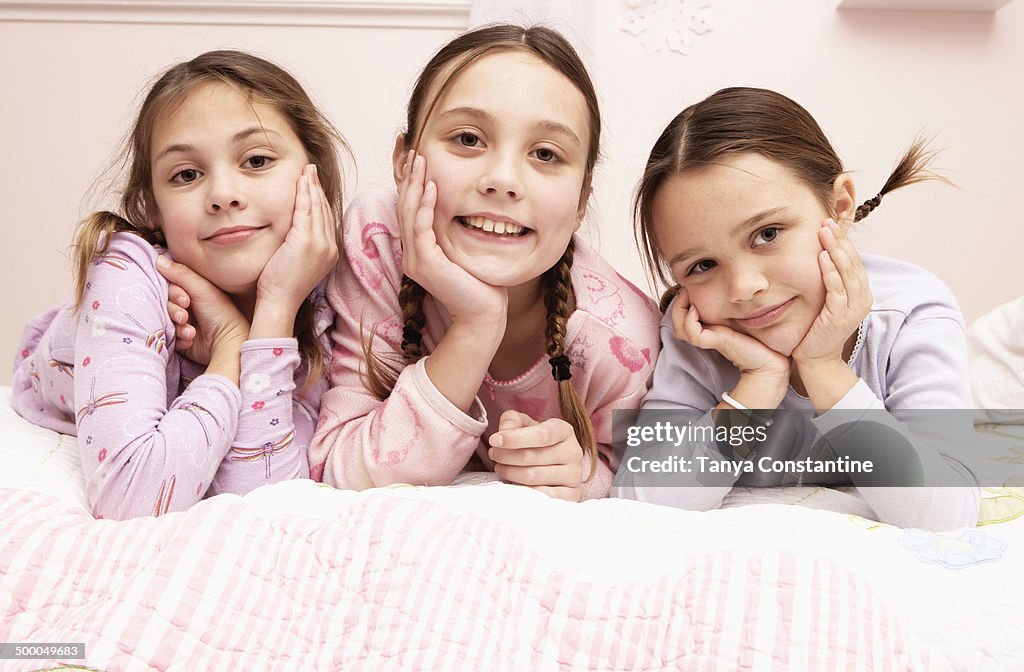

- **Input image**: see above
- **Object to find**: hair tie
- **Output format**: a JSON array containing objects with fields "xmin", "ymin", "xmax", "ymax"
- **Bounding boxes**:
[
  {"xmin": 549, "ymin": 354, "xmax": 572, "ymax": 382},
  {"xmin": 401, "ymin": 326, "xmax": 422, "ymax": 349}
]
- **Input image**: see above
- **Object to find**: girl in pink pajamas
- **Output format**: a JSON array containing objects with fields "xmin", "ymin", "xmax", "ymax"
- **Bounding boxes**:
[
  {"xmin": 12, "ymin": 50, "xmax": 347, "ymax": 519},
  {"xmin": 309, "ymin": 25, "xmax": 661, "ymax": 501}
]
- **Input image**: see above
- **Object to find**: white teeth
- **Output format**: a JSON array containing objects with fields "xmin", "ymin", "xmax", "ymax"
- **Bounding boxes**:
[{"xmin": 463, "ymin": 216, "xmax": 524, "ymax": 236}]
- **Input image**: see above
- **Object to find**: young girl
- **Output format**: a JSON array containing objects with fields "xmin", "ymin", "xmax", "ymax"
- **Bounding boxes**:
[
  {"xmin": 11, "ymin": 50, "xmax": 346, "ymax": 520},
  {"xmin": 617, "ymin": 87, "xmax": 978, "ymax": 530},
  {"xmin": 308, "ymin": 24, "xmax": 661, "ymax": 502}
]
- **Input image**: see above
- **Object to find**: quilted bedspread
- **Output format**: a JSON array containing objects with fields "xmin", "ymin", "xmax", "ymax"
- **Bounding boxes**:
[{"xmin": 2, "ymin": 387, "xmax": 1023, "ymax": 671}]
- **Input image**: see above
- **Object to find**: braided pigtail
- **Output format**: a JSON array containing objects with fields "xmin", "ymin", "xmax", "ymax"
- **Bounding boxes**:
[
  {"xmin": 361, "ymin": 275, "xmax": 429, "ymax": 400},
  {"xmin": 399, "ymin": 275, "xmax": 428, "ymax": 364},
  {"xmin": 854, "ymin": 136, "xmax": 950, "ymax": 222},
  {"xmin": 542, "ymin": 239, "xmax": 598, "ymax": 482}
]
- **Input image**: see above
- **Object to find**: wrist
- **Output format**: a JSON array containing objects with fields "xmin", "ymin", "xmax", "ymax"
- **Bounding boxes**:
[
  {"xmin": 793, "ymin": 355, "xmax": 847, "ymax": 379},
  {"xmin": 449, "ymin": 312, "xmax": 507, "ymax": 343},
  {"xmin": 733, "ymin": 371, "xmax": 788, "ymax": 409},
  {"xmin": 250, "ymin": 301, "xmax": 299, "ymax": 340}
]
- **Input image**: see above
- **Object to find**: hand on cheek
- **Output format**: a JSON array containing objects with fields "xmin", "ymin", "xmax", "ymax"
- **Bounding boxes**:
[
  {"xmin": 488, "ymin": 410, "xmax": 583, "ymax": 502},
  {"xmin": 791, "ymin": 218, "xmax": 872, "ymax": 364},
  {"xmin": 671, "ymin": 287, "xmax": 789, "ymax": 381}
]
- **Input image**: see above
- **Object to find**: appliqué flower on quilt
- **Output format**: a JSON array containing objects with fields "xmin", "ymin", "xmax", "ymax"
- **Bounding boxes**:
[
  {"xmin": 899, "ymin": 528, "xmax": 1007, "ymax": 569},
  {"xmin": 622, "ymin": 0, "xmax": 713, "ymax": 55}
]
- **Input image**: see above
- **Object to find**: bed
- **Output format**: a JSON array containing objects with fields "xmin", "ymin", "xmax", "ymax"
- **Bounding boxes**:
[{"xmin": 2, "ymin": 383, "xmax": 1023, "ymax": 672}]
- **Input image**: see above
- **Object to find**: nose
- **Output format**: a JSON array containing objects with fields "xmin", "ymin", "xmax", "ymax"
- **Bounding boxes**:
[
  {"xmin": 205, "ymin": 171, "xmax": 247, "ymax": 214},
  {"xmin": 727, "ymin": 263, "xmax": 769, "ymax": 303},
  {"xmin": 477, "ymin": 150, "xmax": 523, "ymax": 200}
]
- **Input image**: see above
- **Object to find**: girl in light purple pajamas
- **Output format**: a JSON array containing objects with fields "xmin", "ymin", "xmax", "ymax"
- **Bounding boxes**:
[
  {"xmin": 616, "ymin": 87, "xmax": 978, "ymax": 530},
  {"xmin": 11, "ymin": 51, "xmax": 346, "ymax": 520}
]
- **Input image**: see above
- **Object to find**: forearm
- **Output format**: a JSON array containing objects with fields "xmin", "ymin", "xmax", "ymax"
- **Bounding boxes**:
[
  {"xmin": 204, "ymin": 336, "xmax": 247, "ymax": 386},
  {"xmin": 424, "ymin": 317, "xmax": 505, "ymax": 414},
  {"xmin": 313, "ymin": 358, "xmax": 487, "ymax": 489},
  {"xmin": 795, "ymin": 357, "xmax": 859, "ymax": 411}
]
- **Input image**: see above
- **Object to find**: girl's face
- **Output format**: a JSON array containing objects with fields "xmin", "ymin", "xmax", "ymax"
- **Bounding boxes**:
[
  {"xmin": 652, "ymin": 153, "xmax": 852, "ymax": 356},
  {"xmin": 150, "ymin": 81, "xmax": 307, "ymax": 297},
  {"xmin": 399, "ymin": 50, "xmax": 591, "ymax": 290}
]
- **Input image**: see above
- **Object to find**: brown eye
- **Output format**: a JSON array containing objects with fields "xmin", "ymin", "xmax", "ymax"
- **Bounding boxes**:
[
  {"xmin": 243, "ymin": 155, "xmax": 273, "ymax": 170},
  {"xmin": 535, "ymin": 148, "xmax": 557, "ymax": 162},
  {"xmin": 172, "ymin": 169, "xmax": 199, "ymax": 184},
  {"xmin": 753, "ymin": 226, "xmax": 781, "ymax": 246},
  {"xmin": 689, "ymin": 259, "xmax": 716, "ymax": 276},
  {"xmin": 458, "ymin": 132, "xmax": 480, "ymax": 147}
]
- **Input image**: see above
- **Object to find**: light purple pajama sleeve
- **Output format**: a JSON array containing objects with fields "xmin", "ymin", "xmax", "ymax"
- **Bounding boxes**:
[{"xmin": 11, "ymin": 232, "xmax": 327, "ymax": 519}]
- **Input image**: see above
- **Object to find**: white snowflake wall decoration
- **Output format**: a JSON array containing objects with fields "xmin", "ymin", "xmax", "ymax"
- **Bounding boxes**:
[{"xmin": 622, "ymin": 0, "xmax": 714, "ymax": 55}]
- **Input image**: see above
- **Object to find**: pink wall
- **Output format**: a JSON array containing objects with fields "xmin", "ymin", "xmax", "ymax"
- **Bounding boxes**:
[{"xmin": 2, "ymin": 1, "xmax": 1021, "ymax": 384}]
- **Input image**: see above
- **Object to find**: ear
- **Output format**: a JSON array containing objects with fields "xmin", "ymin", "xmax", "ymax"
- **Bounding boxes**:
[
  {"xmin": 391, "ymin": 133, "xmax": 408, "ymax": 187},
  {"xmin": 574, "ymin": 174, "xmax": 593, "ymax": 233},
  {"xmin": 831, "ymin": 173, "xmax": 856, "ymax": 229}
]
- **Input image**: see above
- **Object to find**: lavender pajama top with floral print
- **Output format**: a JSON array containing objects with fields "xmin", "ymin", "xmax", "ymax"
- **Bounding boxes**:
[
  {"xmin": 11, "ymin": 232, "xmax": 331, "ymax": 520},
  {"xmin": 308, "ymin": 186, "xmax": 662, "ymax": 500}
]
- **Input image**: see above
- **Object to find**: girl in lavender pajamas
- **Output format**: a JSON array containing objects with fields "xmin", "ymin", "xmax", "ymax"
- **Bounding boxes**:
[
  {"xmin": 11, "ymin": 51, "xmax": 346, "ymax": 520},
  {"xmin": 616, "ymin": 87, "xmax": 978, "ymax": 530},
  {"xmin": 308, "ymin": 25, "xmax": 661, "ymax": 502}
]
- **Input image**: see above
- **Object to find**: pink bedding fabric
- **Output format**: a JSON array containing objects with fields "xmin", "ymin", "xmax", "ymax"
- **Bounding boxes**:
[{"xmin": 0, "ymin": 487, "xmax": 942, "ymax": 671}]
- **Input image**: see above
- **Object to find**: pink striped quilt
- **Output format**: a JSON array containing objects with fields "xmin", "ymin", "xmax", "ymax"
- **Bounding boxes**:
[{"xmin": 0, "ymin": 482, "xmax": 944, "ymax": 672}]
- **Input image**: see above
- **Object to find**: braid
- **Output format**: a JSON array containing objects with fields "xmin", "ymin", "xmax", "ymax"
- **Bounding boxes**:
[
  {"xmin": 361, "ymin": 275, "xmax": 427, "ymax": 401},
  {"xmin": 542, "ymin": 239, "xmax": 598, "ymax": 482},
  {"xmin": 854, "ymin": 135, "xmax": 950, "ymax": 223},
  {"xmin": 853, "ymin": 194, "xmax": 882, "ymax": 222},
  {"xmin": 398, "ymin": 275, "xmax": 428, "ymax": 364}
]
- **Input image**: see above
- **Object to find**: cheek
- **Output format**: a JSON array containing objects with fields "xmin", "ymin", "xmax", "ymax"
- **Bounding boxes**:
[{"xmin": 686, "ymin": 285, "xmax": 726, "ymax": 322}]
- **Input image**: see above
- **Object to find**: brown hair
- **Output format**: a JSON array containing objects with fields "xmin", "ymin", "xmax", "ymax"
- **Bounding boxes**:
[
  {"xmin": 72, "ymin": 50, "xmax": 349, "ymax": 386},
  {"xmin": 633, "ymin": 86, "xmax": 945, "ymax": 312},
  {"xmin": 362, "ymin": 24, "xmax": 600, "ymax": 478}
]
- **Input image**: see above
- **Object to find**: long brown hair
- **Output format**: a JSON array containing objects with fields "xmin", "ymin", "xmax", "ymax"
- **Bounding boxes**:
[
  {"xmin": 633, "ymin": 86, "xmax": 945, "ymax": 311},
  {"xmin": 72, "ymin": 50, "xmax": 349, "ymax": 385},
  {"xmin": 362, "ymin": 24, "xmax": 600, "ymax": 478}
]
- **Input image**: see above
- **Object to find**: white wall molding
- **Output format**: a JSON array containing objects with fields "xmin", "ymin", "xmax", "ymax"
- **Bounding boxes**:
[{"xmin": 0, "ymin": 0, "xmax": 471, "ymax": 29}]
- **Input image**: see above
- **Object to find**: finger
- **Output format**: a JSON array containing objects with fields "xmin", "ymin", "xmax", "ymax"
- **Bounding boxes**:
[
  {"xmin": 307, "ymin": 165, "xmax": 325, "ymax": 237},
  {"xmin": 292, "ymin": 172, "xmax": 313, "ymax": 233},
  {"xmin": 490, "ymin": 419, "xmax": 573, "ymax": 450},
  {"xmin": 156, "ymin": 256, "xmax": 214, "ymax": 298},
  {"xmin": 489, "ymin": 442, "xmax": 565, "ymax": 467},
  {"xmin": 488, "ymin": 411, "xmax": 537, "ymax": 448},
  {"xmin": 166, "ymin": 301, "xmax": 188, "ymax": 326},
  {"xmin": 167, "ymin": 283, "xmax": 190, "ymax": 311},
  {"xmin": 497, "ymin": 409, "xmax": 532, "ymax": 432},
  {"xmin": 530, "ymin": 485, "xmax": 580, "ymax": 502},
  {"xmin": 819, "ymin": 250, "xmax": 848, "ymax": 313},
  {"xmin": 312, "ymin": 165, "xmax": 334, "ymax": 247},
  {"xmin": 670, "ymin": 288, "xmax": 690, "ymax": 340},
  {"xmin": 494, "ymin": 462, "xmax": 578, "ymax": 487},
  {"xmin": 410, "ymin": 178, "xmax": 439, "ymax": 262},
  {"xmin": 682, "ymin": 303, "xmax": 712, "ymax": 348},
  {"xmin": 397, "ymin": 152, "xmax": 424, "ymax": 257}
]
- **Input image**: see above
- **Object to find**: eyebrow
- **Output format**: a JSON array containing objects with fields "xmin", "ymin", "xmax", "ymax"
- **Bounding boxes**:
[
  {"xmin": 667, "ymin": 206, "xmax": 790, "ymax": 267},
  {"xmin": 153, "ymin": 126, "xmax": 283, "ymax": 162},
  {"xmin": 436, "ymin": 106, "xmax": 582, "ymax": 147}
]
